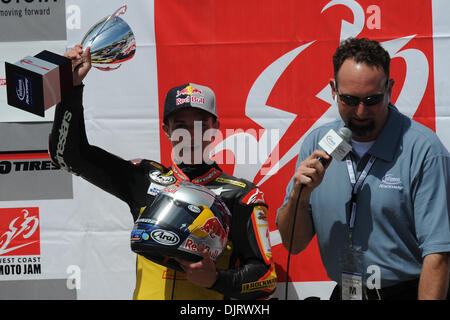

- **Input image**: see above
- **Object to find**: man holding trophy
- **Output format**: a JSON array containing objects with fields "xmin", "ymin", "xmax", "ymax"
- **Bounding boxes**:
[{"xmin": 47, "ymin": 37, "xmax": 277, "ymax": 299}]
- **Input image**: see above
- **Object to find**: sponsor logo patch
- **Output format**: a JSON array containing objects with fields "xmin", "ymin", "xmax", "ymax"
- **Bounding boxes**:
[
  {"xmin": 379, "ymin": 174, "xmax": 404, "ymax": 190},
  {"xmin": 149, "ymin": 170, "xmax": 176, "ymax": 185},
  {"xmin": 150, "ymin": 229, "xmax": 180, "ymax": 245},
  {"xmin": 241, "ymin": 188, "xmax": 265, "ymax": 205}
]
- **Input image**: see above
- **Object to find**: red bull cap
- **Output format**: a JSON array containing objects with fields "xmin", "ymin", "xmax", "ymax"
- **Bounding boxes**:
[{"xmin": 163, "ymin": 83, "xmax": 217, "ymax": 124}]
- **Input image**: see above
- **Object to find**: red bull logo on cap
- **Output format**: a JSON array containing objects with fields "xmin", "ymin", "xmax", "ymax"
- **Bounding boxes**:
[
  {"xmin": 176, "ymin": 96, "xmax": 205, "ymax": 106},
  {"xmin": 176, "ymin": 85, "xmax": 203, "ymax": 97}
]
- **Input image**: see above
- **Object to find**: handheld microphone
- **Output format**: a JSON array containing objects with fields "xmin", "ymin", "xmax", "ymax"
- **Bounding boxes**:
[{"xmin": 317, "ymin": 127, "xmax": 353, "ymax": 165}]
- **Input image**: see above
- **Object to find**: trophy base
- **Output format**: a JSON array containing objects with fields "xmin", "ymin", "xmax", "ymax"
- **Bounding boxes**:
[{"xmin": 5, "ymin": 51, "xmax": 72, "ymax": 117}]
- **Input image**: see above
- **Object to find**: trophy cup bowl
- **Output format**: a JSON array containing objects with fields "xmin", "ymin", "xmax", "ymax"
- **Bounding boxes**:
[
  {"xmin": 80, "ymin": 5, "xmax": 136, "ymax": 71},
  {"xmin": 5, "ymin": 5, "xmax": 136, "ymax": 116}
]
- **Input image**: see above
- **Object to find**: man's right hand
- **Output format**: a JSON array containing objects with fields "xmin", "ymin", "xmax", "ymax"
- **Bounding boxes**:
[
  {"xmin": 64, "ymin": 44, "xmax": 91, "ymax": 86},
  {"xmin": 291, "ymin": 149, "xmax": 331, "ymax": 199}
]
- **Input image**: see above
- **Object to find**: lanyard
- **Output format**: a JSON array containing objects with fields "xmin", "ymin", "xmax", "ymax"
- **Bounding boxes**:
[{"xmin": 345, "ymin": 155, "xmax": 376, "ymax": 247}]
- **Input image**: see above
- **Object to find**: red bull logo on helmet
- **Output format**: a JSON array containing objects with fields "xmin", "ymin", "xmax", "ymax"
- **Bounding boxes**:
[
  {"xmin": 200, "ymin": 217, "xmax": 228, "ymax": 247},
  {"xmin": 183, "ymin": 238, "xmax": 220, "ymax": 260}
]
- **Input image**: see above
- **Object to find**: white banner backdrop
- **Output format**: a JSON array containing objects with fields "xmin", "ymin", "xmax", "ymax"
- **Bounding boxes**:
[{"xmin": 433, "ymin": 0, "xmax": 450, "ymax": 152}]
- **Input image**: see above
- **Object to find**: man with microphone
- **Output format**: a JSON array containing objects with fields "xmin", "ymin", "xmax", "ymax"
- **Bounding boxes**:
[{"xmin": 277, "ymin": 38, "xmax": 450, "ymax": 300}]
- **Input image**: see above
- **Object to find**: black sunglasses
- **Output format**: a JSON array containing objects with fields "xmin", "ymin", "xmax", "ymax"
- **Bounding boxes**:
[{"xmin": 337, "ymin": 92, "xmax": 385, "ymax": 107}]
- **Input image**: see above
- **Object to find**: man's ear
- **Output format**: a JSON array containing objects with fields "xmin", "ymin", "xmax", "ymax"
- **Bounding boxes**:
[
  {"xmin": 162, "ymin": 123, "xmax": 171, "ymax": 140},
  {"xmin": 330, "ymin": 78, "xmax": 337, "ymax": 101},
  {"xmin": 387, "ymin": 78, "xmax": 395, "ymax": 100},
  {"xmin": 213, "ymin": 119, "xmax": 220, "ymax": 130}
]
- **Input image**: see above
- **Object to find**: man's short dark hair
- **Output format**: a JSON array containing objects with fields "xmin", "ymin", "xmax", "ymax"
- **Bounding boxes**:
[{"xmin": 333, "ymin": 38, "xmax": 390, "ymax": 85}]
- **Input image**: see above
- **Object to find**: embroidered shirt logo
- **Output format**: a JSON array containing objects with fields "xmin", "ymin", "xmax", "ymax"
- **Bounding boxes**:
[{"xmin": 379, "ymin": 174, "xmax": 403, "ymax": 190}]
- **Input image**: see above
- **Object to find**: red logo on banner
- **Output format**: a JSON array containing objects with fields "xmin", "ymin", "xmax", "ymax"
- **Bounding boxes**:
[{"xmin": 0, "ymin": 207, "xmax": 40, "ymax": 256}]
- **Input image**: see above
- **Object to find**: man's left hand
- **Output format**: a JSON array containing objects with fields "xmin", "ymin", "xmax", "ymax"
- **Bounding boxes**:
[{"xmin": 176, "ymin": 248, "xmax": 218, "ymax": 288}]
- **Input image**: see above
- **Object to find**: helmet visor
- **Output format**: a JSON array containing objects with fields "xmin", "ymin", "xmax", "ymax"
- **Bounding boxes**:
[{"xmin": 137, "ymin": 193, "xmax": 201, "ymax": 231}]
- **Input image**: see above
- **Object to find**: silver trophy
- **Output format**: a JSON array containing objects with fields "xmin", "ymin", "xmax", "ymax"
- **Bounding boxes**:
[
  {"xmin": 81, "ymin": 5, "xmax": 136, "ymax": 71},
  {"xmin": 5, "ymin": 5, "xmax": 136, "ymax": 116}
]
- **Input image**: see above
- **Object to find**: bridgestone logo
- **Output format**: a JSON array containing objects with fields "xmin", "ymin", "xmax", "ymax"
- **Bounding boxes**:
[{"xmin": 55, "ymin": 110, "xmax": 72, "ymax": 172}]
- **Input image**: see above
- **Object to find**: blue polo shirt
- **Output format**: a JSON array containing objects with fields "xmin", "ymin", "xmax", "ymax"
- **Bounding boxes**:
[{"xmin": 279, "ymin": 105, "xmax": 450, "ymax": 287}]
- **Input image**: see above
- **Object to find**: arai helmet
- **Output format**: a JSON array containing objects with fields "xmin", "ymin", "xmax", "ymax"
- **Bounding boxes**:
[{"xmin": 130, "ymin": 182, "xmax": 231, "ymax": 271}]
